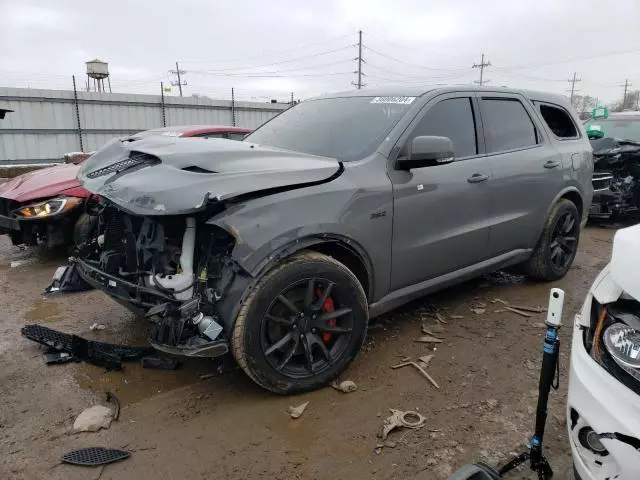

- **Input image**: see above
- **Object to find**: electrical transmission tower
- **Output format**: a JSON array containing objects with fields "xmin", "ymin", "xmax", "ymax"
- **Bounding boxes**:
[
  {"xmin": 169, "ymin": 62, "xmax": 187, "ymax": 97},
  {"xmin": 567, "ymin": 72, "xmax": 582, "ymax": 103},
  {"xmin": 352, "ymin": 30, "xmax": 365, "ymax": 89},
  {"xmin": 472, "ymin": 53, "xmax": 491, "ymax": 86}
]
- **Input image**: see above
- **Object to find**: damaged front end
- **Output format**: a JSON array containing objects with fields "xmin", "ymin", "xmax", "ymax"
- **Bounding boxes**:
[
  {"xmin": 590, "ymin": 137, "xmax": 640, "ymax": 219},
  {"xmin": 73, "ymin": 135, "xmax": 341, "ymax": 358},
  {"xmin": 76, "ymin": 200, "xmax": 240, "ymax": 357}
]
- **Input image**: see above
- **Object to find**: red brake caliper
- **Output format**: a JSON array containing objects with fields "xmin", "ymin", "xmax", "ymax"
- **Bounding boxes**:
[{"xmin": 316, "ymin": 288, "xmax": 336, "ymax": 343}]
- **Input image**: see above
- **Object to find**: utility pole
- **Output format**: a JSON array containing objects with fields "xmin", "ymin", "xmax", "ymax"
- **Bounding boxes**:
[
  {"xmin": 290, "ymin": 92, "xmax": 294, "ymax": 106},
  {"xmin": 621, "ymin": 79, "xmax": 631, "ymax": 109},
  {"xmin": 472, "ymin": 53, "xmax": 491, "ymax": 87},
  {"xmin": 352, "ymin": 30, "xmax": 364, "ymax": 89},
  {"xmin": 169, "ymin": 62, "xmax": 187, "ymax": 97},
  {"xmin": 567, "ymin": 72, "xmax": 582, "ymax": 103}
]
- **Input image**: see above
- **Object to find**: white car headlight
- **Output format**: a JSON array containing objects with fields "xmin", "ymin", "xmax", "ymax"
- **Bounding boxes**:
[
  {"xmin": 603, "ymin": 323, "xmax": 640, "ymax": 380},
  {"xmin": 13, "ymin": 197, "xmax": 82, "ymax": 219}
]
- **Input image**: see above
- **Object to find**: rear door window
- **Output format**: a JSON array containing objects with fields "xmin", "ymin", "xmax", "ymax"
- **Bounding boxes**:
[
  {"xmin": 480, "ymin": 98, "xmax": 538, "ymax": 153},
  {"xmin": 407, "ymin": 97, "xmax": 478, "ymax": 158},
  {"xmin": 535, "ymin": 102, "xmax": 579, "ymax": 139}
]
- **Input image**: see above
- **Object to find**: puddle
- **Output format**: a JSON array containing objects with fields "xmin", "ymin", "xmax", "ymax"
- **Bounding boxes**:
[
  {"xmin": 24, "ymin": 299, "xmax": 62, "ymax": 323},
  {"xmin": 73, "ymin": 357, "xmax": 221, "ymax": 406}
]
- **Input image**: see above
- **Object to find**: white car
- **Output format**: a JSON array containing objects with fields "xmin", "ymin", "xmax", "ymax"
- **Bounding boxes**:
[{"xmin": 568, "ymin": 223, "xmax": 640, "ymax": 480}]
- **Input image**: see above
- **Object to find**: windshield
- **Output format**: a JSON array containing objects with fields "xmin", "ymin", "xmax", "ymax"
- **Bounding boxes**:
[
  {"xmin": 245, "ymin": 96, "xmax": 417, "ymax": 161},
  {"xmin": 584, "ymin": 117, "xmax": 640, "ymax": 142}
]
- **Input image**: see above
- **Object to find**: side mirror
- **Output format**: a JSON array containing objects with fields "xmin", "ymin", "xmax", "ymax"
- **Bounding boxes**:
[{"xmin": 396, "ymin": 136, "xmax": 455, "ymax": 170}]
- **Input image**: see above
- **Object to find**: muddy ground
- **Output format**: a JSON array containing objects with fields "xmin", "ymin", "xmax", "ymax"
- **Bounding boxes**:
[{"xmin": 0, "ymin": 225, "xmax": 621, "ymax": 480}]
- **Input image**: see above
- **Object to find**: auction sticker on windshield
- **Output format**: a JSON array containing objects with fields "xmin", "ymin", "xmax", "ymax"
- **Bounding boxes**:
[{"xmin": 371, "ymin": 96, "xmax": 416, "ymax": 104}]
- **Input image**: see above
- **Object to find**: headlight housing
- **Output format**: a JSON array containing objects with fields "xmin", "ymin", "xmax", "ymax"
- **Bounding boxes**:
[
  {"xmin": 12, "ymin": 197, "xmax": 83, "ymax": 219},
  {"xmin": 603, "ymin": 323, "xmax": 640, "ymax": 381}
]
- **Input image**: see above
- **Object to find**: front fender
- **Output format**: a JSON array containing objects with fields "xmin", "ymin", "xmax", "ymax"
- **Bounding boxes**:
[{"xmin": 207, "ymin": 173, "xmax": 393, "ymax": 302}]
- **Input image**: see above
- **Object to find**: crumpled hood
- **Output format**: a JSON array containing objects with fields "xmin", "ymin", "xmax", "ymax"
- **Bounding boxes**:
[
  {"xmin": 78, "ymin": 136, "xmax": 341, "ymax": 215},
  {"xmin": 0, "ymin": 163, "xmax": 83, "ymax": 203}
]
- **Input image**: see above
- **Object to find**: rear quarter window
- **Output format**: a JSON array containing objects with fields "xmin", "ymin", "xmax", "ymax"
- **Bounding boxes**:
[{"xmin": 534, "ymin": 102, "xmax": 579, "ymax": 139}]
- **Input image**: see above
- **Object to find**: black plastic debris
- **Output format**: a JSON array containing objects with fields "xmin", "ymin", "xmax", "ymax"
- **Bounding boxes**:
[
  {"xmin": 106, "ymin": 392, "xmax": 120, "ymax": 421},
  {"xmin": 141, "ymin": 355, "xmax": 181, "ymax": 370},
  {"xmin": 61, "ymin": 447, "xmax": 129, "ymax": 467},
  {"xmin": 43, "ymin": 350, "xmax": 78, "ymax": 365},
  {"xmin": 44, "ymin": 264, "xmax": 93, "ymax": 295},
  {"xmin": 21, "ymin": 324, "xmax": 152, "ymax": 370}
]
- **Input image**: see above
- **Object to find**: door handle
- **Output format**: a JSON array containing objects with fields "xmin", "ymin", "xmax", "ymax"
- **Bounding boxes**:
[
  {"xmin": 467, "ymin": 173, "xmax": 489, "ymax": 183},
  {"xmin": 544, "ymin": 160, "xmax": 561, "ymax": 169}
]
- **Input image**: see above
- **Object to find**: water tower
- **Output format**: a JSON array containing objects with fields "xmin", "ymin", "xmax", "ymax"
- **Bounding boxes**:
[{"xmin": 86, "ymin": 59, "xmax": 111, "ymax": 93}]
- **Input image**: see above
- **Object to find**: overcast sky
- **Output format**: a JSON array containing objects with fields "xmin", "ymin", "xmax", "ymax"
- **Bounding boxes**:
[{"xmin": 1, "ymin": 0, "xmax": 640, "ymax": 104}]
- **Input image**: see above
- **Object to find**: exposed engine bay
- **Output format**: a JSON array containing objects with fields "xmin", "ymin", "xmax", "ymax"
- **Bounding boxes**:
[
  {"xmin": 590, "ymin": 137, "xmax": 640, "ymax": 219},
  {"xmin": 75, "ymin": 199, "xmax": 240, "ymax": 358}
]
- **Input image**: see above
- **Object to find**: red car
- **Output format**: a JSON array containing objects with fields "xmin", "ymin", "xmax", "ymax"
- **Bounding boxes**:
[{"xmin": 0, "ymin": 125, "xmax": 251, "ymax": 248}]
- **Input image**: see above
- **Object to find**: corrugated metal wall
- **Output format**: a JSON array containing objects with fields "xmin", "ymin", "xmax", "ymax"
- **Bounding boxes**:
[{"xmin": 0, "ymin": 87, "xmax": 288, "ymax": 164}]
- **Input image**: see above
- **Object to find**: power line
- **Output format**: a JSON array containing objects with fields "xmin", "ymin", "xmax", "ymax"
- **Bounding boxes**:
[
  {"xmin": 191, "ymin": 58, "xmax": 352, "ymax": 76},
  {"xmin": 363, "ymin": 45, "xmax": 468, "ymax": 72},
  {"xmin": 472, "ymin": 53, "xmax": 491, "ymax": 86},
  {"xmin": 189, "ymin": 71, "xmax": 353, "ymax": 78},
  {"xmin": 495, "ymin": 46, "xmax": 640, "ymax": 72},
  {"xmin": 365, "ymin": 63, "xmax": 472, "ymax": 81},
  {"xmin": 364, "ymin": 32, "xmax": 471, "ymax": 60},
  {"xmin": 191, "ymin": 46, "xmax": 352, "ymax": 74},
  {"xmin": 180, "ymin": 33, "xmax": 353, "ymax": 65},
  {"xmin": 169, "ymin": 62, "xmax": 187, "ymax": 96}
]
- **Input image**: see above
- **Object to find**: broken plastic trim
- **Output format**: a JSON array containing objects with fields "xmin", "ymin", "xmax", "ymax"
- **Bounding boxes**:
[
  {"xmin": 44, "ymin": 264, "xmax": 93, "ymax": 295},
  {"xmin": 61, "ymin": 447, "xmax": 130, "ymax": 467}
]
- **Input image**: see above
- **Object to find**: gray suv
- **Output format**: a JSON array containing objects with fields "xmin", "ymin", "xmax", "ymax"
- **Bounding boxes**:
[{"xmin": 75, "ymin": 87, "xmax": 593, "ymax": 393}]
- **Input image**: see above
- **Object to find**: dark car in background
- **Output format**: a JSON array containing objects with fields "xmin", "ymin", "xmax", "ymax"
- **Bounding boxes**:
[
  {"xmin": 585, "ymin": 111, "xmax": 640, "ymax": 219},
  {"xmin": 0, "ymin": 125, "xmax": 252, "ymax": 248},
  {"xmin": 73, "ymin": 87, "xmax": 592, "ymax": 393}
]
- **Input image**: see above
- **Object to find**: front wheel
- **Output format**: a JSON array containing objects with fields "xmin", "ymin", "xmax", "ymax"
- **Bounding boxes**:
[
  {"xmin": 231, "ymin": 251, "xmax": 368, "ymax": 394},
  {"xmin": 524, "ymin": 199, "xmax": 580, "ymax": 281}
]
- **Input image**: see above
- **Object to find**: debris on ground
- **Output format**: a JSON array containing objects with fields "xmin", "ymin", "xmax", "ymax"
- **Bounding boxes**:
[
  {"xmin": 288, "ymin": 402, "xmax": 309, "ymax": 419},
  {"xmin": 435, "ymin": 312, "xmax": 448, "ymax": 324},
  {"xmin": 391, "ymin": 356, "xmax": 439, "ymax": 389},
  {"xmin": 42, "ymin": 350, "xmax": 77, "ymax": 365},
  {"xmin": 415, "ymin": 335, "xmax": 443, "ymax": 344},
  {"xmin": 73, "ymin": 405, "xmax": 114, "ymax": 433},
  {"xmin": 508, "ymin": 304, "xmax": 546, "ymax": 313},
  {"xmin": 61, "ymin": 447, "xmax": 129, "ymax": 467},
  {"xmin": 106, "ymin": 392, "xmax": 120, "ymax": 421},
  {"xmin": 450, "ymin": 315, "xmax": 464, "ymax": 320},
  {"xmin": 331, "ymin": 380, "xmax": 357, "ymax": 393},
  {"xmin": 141, "ymin": 356, "xmax": 181, "ymax": 370},
  {"xmin": 21, "ymin": 324, "xmax": 151, "ymax": 371},
  {"xmin": 10, "ymin": 260, "xmax": 29, "ymax": 268},
  {"xmin": 44, "ymin": 264, "xmax": 93, "ymax": 295},
  {"xmin": 422, "ymin": 324, "xmax": 444, "ymax": 335},
  {"xmin": 89, "ymin": 323, "xmax": 106, "ymax": 331},
  {"xmin": 504, "ymin": 306, "xmax": 533, "ymax": 318},
  {"xmin": 470, "ymin": 308, "xmax": 486, "ymax": 315},
  {"xmin": 378, "ymin": 409, "xmax": 427, "ymax": 443},
  {"xmin": 200, "ymin": 373, "xmax": 215, "ymax": 380},
  {"xmin": 485, "ymin": 332, "xmax": 495, "ymax": 338}
]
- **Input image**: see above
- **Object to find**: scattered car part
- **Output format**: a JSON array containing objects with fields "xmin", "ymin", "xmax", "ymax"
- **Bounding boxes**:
[
  {"xmin": 288, "ymin": 401, "xmax": 309, "ymax": 419},
  {"xmin": 141, "ymin": 355, "xmax": 181, "ymax": 370},
  {"xmin": 330, "ymin": 380, "xmax": 357, "ymax": 393},
  {"xmin": 43, "ymin": 350, "xmax": 77, "ymax": 365},
  {"xmin": 73, "ymin": 405, "xmax": 114, "ymax": 433},
  {"xmin": 44, "ymin": 264, "xmax": 92, "ymax": 295},
  {"xmin": 106, "ymin": 392, "xmax": 120, "ymax": 421},
  {"xmin": 391, "ymin": 358, "xmax": 439, "ymax": 389},
  {"xmin": 379, "ymin": 409, "xmax": 426, "ymax": 441},
  {"xmin": 89, "ymin": 323, "xmax": 106, "ymax": 331},
  {"xmin": 21, "ymin": 324, "xmax": 151, "ymax": 370},
  {"xmin": 447, "ymin": 463, "xmax": 500, "ymax": 480},
  {"xmin": 415, "ymin": 335, "xmax": 443, "ymax": 343},
  {"xmin": 61, "ymin": 447, "xmax": 129, "ymax": 467},
  {"xmin": 504, "ymin": 306, "xmax": 533, "ymax": 318}
]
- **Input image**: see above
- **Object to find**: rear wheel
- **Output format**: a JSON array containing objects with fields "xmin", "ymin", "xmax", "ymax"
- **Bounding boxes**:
[
  {"xmin": 524, "ymin": 199, "xmax": 580, "ymax": 281},
  {"xmin": 231, "ymin": 251, "xmax": 368, "ymax": 394}
]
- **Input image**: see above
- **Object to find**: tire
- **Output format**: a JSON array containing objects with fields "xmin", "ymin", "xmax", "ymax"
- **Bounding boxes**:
[
  {"xmin": 231, "ymin": 250, "xmax": 368, "ymax": 394},
  {"xmin": 524, "ymin": 199, "xmax": 580, "ymax": 281},
  {"xmin": 72, "ymin": 213, "xmax": 97, "ymax": 247}
]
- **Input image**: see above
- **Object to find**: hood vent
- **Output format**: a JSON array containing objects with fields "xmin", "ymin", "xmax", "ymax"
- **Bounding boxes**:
[
  {"xmin": 181, "ymin": 166, "xmax": 216, "ymax": 174},
  {"xmin": 86, "ymin": 152, "xmax": 159, "ymax": 179}
]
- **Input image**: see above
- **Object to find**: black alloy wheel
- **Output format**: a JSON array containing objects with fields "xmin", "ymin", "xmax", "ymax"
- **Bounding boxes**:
[
  {"xmin": 231, "ymin": 251, "xmax": 368, "ymax": 394},
  {"xmin": 549, "ymin": 211, "xmax": 579, "ymax": 271},
  {"xmin": 261, "ymin": 277, "xmax": 353, "ymax": 377}
]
